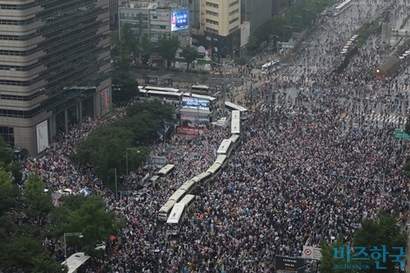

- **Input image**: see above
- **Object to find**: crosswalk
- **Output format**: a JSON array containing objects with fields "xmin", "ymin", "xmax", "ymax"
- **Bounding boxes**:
[
  {"xmin": 285, "ymin": 66, "xmax": 326, "ymax": 76},
  {"xmin": 278, "ymin": 75, "xmax": 300, "ymax": 82},
  {"xmin": 345, "ymin": 113, "xmax": 406, "ymax": 125}
]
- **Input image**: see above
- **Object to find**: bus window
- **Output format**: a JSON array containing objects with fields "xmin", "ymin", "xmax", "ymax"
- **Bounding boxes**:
[
  {"xmin": 158, "ymin": 199, "xmax": 177, "ymax": 221},
  {"xmin": 166, "ymin": 203, "xmax": 186, "ymax": 235},
  {"xmin": 206, "ymin": 163, "xmax": 223, "ymax": 178}
]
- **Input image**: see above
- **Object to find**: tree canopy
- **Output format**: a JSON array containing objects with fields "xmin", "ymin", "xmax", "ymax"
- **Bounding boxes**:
[
  {"xmin": 180, "ymin": 45, "xmax": 198, "ymax": 70},
  {"xmin": 319, "ymin": 213, "xmax": 407, "ymax": 273},
  {"xmin": 71, "ymin": 100, "xmax": 175, "ymax": 184},
  {"xmin": 158, "ymin": 35, "xmax": 180, "ymax": 67}
]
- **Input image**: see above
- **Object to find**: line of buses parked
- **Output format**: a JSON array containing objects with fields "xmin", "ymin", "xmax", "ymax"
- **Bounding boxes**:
[{"xmin": 158, "ymin": 109, "xmax": 244, "ymax": 235}]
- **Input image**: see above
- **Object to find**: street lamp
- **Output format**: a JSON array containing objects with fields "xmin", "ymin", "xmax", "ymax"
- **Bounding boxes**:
[
  {"xmin": 126, "ymin": 147, "xmax": 141, "ymax": 176},
  {"xmin": 64, "ymin": 232, "xmax": 83, "ymax": 265}
]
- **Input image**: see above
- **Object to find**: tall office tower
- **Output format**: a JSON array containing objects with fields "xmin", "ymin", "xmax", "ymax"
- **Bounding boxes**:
[
  {"xmin": 241, "ymin": 0, "xmax": 272, "ymax": 34},
  {"xmin": 199, "ymin": 0, "xmax": 241, "ymax": 60},
  {"xmin": 0, "ymin": 0, "xmax": 111, "ymax": 155}
]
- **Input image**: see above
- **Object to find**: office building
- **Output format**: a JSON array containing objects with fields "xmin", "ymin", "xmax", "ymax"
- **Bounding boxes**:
[
  {"xmin": 241, "ymin": 0, "xmax": 272, "ymax": 34},
  {"xmin": 199, "ymin": 0, "xmax": 241, "ymax": 60},
  {"xmin": 0, "ymin": 0, "xmax": 111, "ymax": 155},
  {"xmin": 272, "ymin": 0, "xmax": 289, "ymax": 15},
  {"xmin": 109, "ymin": 0, "xmax": 119, "ymax": 29}
]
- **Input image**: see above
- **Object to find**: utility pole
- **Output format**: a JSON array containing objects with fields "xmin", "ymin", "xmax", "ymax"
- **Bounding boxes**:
[{"xmin": 222, "ymin": 59, "xmax": 226, "ymax": 116}]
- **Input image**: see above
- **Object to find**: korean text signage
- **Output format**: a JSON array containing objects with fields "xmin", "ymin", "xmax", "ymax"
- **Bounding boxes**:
[
  {"xmin": 275, "ymin": 256, "xmax": 304, "ymax": 272},
  {"xmin": 170, "ymin": 9, "xmax": 189, "ymax": 32},
  {"xmin": 333, "ymin": 245, "xmax": 406, "ymax": 270}
]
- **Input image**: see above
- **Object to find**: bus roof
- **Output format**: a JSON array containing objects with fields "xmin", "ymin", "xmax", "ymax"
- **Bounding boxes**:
[
  {"xmin": 158, "ymin": 164, "xmax": 175, "ymax": 176},
  {"xmin": 179, "ymin": 179, "xmax": 197, "ymax": 192},
  {"xmin": 192, "ymin": 172, "xmax": 211, "ymax": 182},
  {"xmin": 217, "ymin": 139, "xmax": 232, "ymax": 154},
  {"xmin": 62, "ymin": 252, "xmax": 91, "ymax": 273},
  {"xmin": 178, "ymin": 194, "xmax": 195, "ymax": 206},
  {"xmin": 169, "ymin": 189, "xmax": 186, "ymax": 202},
  {"xmin": 183, "ymin": 93, "xmax": 216, "ymax": 101},
  {"xmin": 231, "ymin": 118, "xmax": 241, "ymax": 134},
  {"xmin": 166, "ymin": 203, "xmax": 185, "ymax": 224},
  {"xmin": 207, "ymin": 163, "xmax": 222, "ymax": 174},
  {"xmin": 231, "ymin": 110, "xmax": 241, "ymax": 120},
  {"xmin": 146, "ymin": 91, "xmax": 182, "ymax": 97},
  {"xmin": 159, "ymin": 199, "xmax": 177, "ymax": 213},
  {"xmin": 191, "ymin": 84, "xmax": 209, "ymax": 89},
  {"xmin": 229, "ymin": 134, "xmax": 240, "ymax": 143},
  {"xmin": 144, "ymin": 86, "xmax": 180, "ymax": 93},
  {"xmin": 225, "ymin": 101, "xmax": 248, "ymax": 112},
  {"xmin": 215, "ymin": 154, "xmax": 227, "ymax": 165}
]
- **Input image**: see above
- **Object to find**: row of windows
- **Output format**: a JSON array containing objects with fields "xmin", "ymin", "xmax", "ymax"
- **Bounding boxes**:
[
  {"xmin": 206, "ymin": 10, "xmax": 218, "ymax": 16},
  {"xmin": 0, "ymin": 126, "xmax": 14, "ymax": 147},
  {"xmin": 0, "ymin": 91, "xmax": 43, "ymax": 102},
  {"xmin": 205, "ymin": 2, "xmax": 218, "ymax": 8},
  {"xmin": 206, "ymin": 27, "xmax": 218, "ymax": 34},
  {"xmin": 151, "ymin": 25, "xmax": 167, "ymax": 30},
  {"xmin": 0, "ymin": 33, "xmax": 37, "ymax": 41},
  {"xmin": 0, "ymin": 63, "xmax": 38, "ymax": 72},
  {"xmin": 206, "ymin": 19, "xmax": 218, "ymax": 25},
  {"xmin": 229, "ymin": 9, "xmax": 239, "ymax": 16},
  {"xmin": 229, "ymin": 26, "xmax": 239, "ymax": 33},
  {"xmin": 120, "ymin": 13, "xmax": 148, "ymax": 20},
  {"xmin": 0, "ymin": 18, "xmax": 37, "ymax": 25},
  {"xmin": 229, "ymin": 17, "xmax": 239, "ymax": 24},
  {"xmin": 0, "ymin": 48, "xmax": 38, "ymax": 56},
  {"xmin": 229, "ymin": 0, "xmax": 239, "ymax": 7}
]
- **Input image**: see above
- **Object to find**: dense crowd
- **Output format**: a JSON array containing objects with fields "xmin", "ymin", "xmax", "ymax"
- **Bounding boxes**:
[{"xmin": 15, "ymin": 1, "xmax": 410, "ymax": 273}]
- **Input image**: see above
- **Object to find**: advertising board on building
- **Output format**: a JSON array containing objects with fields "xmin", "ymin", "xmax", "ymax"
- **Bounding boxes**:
[
  {"xmin": 101, "ymin": 87, "xmax": 112, "ymax": 115},
  {"xmin": 36, "ymin": 120, "xmax": 49, "ymax": 154},
  {"xmin": 182, "ymin": 96, "xmax": 210, "ymax": 111},
  {"xmin": 170, "ymin": 9, "xmax": 189, "ymax": 32}
]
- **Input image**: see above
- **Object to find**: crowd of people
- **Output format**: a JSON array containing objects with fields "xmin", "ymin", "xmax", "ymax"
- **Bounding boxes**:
[{"xmin": 14, "ymin": 0, "xmax": 410, "ymax": 272}]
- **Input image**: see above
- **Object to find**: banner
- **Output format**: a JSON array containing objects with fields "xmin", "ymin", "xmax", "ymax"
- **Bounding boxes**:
[
  {"xmin": 36, "ymin": 120, "xmax": 49, "ymax": 153},
  {"xmin": 176, "ymin": 126, "xmax": 205, "ymax": 136}
]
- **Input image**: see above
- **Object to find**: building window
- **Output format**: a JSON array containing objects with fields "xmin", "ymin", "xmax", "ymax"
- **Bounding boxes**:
[
  {"xmin": 206, "ymin": 19, "xmax": 219, "ymax": 25},
  {"xmin": 229, "ymin": 26, "xmax": 239, "ymax": 33},
  {"xmin": 229, "ymin": 0, "xmax": 239, "ymax": 7},
  {"xmin": 205, "ymin": 10, "xmax": 218, "ymax": 16},
  {"xmin": 229, "ymin": 9, "xmax": 239, "ymax": 16},
  {"xmin": 206, "ymin": 27, "xmax": 218, "ymax": 34},
  {"xmin": 229, "ymin": 17, "xmax": 239, "ymax": 24},
  {"xmin": 205, "ymin": 2, "xmax": 219, "ymax": 8},
  {"xmin": 0, "ymin": 126, "xmax": 14, "ymax": 147}
]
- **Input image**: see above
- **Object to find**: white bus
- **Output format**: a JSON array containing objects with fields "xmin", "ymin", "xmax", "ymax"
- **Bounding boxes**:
[
  {"xmin": 191, "ymin": 85, "xmax": 210, "ymax": 94},
  {"xmin": 179, "ymin": 179, "xmax": 198, "ymax": 193},
  {"xmin": 231, "ymin": 117, "xmax": 241, "ymax": 134},
  {"xmin": 144, "ymin": 86, "xmax": 180, "ymax": 93},
  {"xmin": 229, "ymin": 134, "xmax": 240, "ymax": 148},
  {"xmin": 225, "ymin": 101, "xmax": 248, "ymax": 119},
  {"xmin": 166, "ymin": 203, "xmax": 186, "ymax": 235},
  {"xmin": 333, "ymin": 0, "xmax": 352, "ymax": 17},
  {"xmin": 169, "ymin": 189, "xmax": 187, "ymax": 202},
  {"xmin": 183, "ymin": 92, "xmax": 217, "ymax": 102},
  {"xmin": 192, "ymin": 171, "xmax": 212, "ymax": 184},
  {"xmin": 178, "ymin": 194, "xmax": 196, "ymax": 212},
  {"xmin": 63, "ymin": 252, "xmax": 90, "ymax": 273},
  {"xmin": 217, "ymin": 139, "xmax": 234, "ymax": 157},
  {"xmin": 157, "ymin": 164, "xmax": 175, "ymax": 181},
  {"xmin": 146, "ymin": 91, "xmax": 182, "ymax": 101},
  {"xmin": 215, "ymin": 154, "xmax": 227, "ymax": 167},
  {"xmin": 158, "ymin": 199, "xmax": 177, "ymax": 221},
  {"xmin": 206, "ymin": 163, "xmax": 223, "ymax": 178},
  {"xmin": 231, "ymin": 110, "xmax": 241, "ymax": 120}
]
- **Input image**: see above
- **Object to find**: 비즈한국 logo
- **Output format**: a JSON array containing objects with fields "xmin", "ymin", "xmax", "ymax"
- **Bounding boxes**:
[{"xmin": 333, "ymin": 245, "xmax": 407, "ymax": 270}]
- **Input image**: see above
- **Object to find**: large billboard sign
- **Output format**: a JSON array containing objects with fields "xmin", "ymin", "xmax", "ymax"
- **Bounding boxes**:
[
  {"xmin": 182, "ymin": 96, "xmax": 210, "ymax": 111},
  {"xmin": 101, "ymin": 87, "xmax": 111, "ymax": 115},
  {"xmin": 36, "ymin": 120, "xmax": 49, "ymax": 153},
  {"xmin": 170, "ymin": 9, "xmax": 189, "ymax": 32}
]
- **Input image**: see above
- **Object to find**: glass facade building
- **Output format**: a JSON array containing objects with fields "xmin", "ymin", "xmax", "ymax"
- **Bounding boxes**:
[{"xmin": 0, "ymin": 0, "xmax": 111, "ymax": 154}]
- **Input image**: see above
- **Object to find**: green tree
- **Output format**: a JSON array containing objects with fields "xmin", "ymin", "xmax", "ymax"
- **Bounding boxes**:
[
  {"xmin": 110, "ymin": 30, "xmax": 121, "ymax": 58},
  {"xmin": 126, "ymin": 99, "xmax": 175, "ymax": 121},
  {"xmin": 119, "ymin": 23, "xmax": 138, "ymax": 60},
  {"xmin": 52, "ymin": 195, "xmax": 123, "ymax": 257},
  {"xmin": 0, "ymin": 136, "xmax": 13, "ymax": 166},
  {"xmin": 180, "ymin": 45, "xmax": 198, "ymax": 70},
  {"xmin": 320, "ymin": 234, "xmax": 358, "ymax": 273},
  {"xmin": 112, "ymin": 69, "xmax": 139, "ymax": 105},
  {"xmin": 23, "ymin": 173, "xmax": 54, "ymax": 218},
  {"xmin": 354, "ymin": 213, "xmax": 407, "ymax": 273},
  {"xmin": 158, "ymin": 35, "xmax": 180, "ymax": 68},
  {"xmin": 139, "ymin": 33, "xmax": 153, "ymax": 65},
  {"xmin": 247, "ymin": 35, "xmax": 259, "ymax": 51}
]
